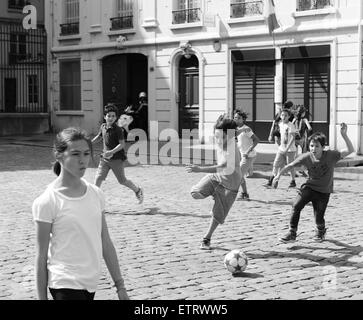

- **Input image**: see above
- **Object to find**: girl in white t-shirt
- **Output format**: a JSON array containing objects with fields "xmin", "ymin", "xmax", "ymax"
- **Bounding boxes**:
[{"xmin": 32, "ymin": 127, "xmax": 129, "ymax": 300}]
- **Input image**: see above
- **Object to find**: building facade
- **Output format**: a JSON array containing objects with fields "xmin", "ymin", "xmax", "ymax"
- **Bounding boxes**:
[
  {"xmin": 46, "ymin": 0, "xmax": 363, "ymax": 154},
  {"xmin": 0, "ymin": 0, "xmax": 48, "ymax": 136}
]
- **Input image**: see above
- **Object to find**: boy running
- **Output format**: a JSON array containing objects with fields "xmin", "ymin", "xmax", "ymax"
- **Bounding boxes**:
[
  {"xmin": 92, "ymin": 104, "xmax": 143, "ymax": 203},
  {"xmin": 274, "ymin": 123, "xmax": 354, "ymax": 242},
  {"xmin": 186, "ymin": 115, "xmax": 242, "ymax": 250},
  {"xmin": 233, "ymin": 110, "xmax": 260, "ymax": 200}
]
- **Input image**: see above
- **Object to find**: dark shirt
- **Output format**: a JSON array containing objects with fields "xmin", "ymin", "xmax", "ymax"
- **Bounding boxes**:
[
  {"xmin": 293, "ymin": 150, "xmax": 341, "ymax": 193},
  {"xmin": 98, "ymin": 123, "xmax": 127, "ymax": 161}
]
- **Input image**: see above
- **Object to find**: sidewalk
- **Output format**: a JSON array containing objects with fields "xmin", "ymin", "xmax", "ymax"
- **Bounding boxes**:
[{"xmin": 1, "ymin": 133, "xmax": 363, "ymax": 171}]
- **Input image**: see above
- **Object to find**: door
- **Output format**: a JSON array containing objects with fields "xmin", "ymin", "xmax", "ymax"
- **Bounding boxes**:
[
  {"xmin": 179, "ymin": 55, "xmax": 199, "ymax": 136},
  {"xmin": 233, "ymin": 61, "xmax": 275, "ymax": 141},
  {"xmin": 5, "ymin": 78, "xmax": 16, "ymax": 112},
  {"xmin": 284, "ymin": 58, "xmax": 330, "ymax": 142}
]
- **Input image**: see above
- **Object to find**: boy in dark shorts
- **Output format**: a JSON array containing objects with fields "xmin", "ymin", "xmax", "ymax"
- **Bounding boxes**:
[
  {"xmin": 92, "ymin": 104, "xmax": 143, "ymax": 203},
  {"xmin": 274, "ymin": 123, "xmax": 354, "ymax": 242},
  {"xmin": 186, "ymin": 115, "xmax": 242, "ymax": 250}
]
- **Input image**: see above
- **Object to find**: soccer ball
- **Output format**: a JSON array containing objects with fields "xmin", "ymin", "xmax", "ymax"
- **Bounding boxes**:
[{"xmin": 223, "ymin": 249, "xmax": 248, "ymax": 274}]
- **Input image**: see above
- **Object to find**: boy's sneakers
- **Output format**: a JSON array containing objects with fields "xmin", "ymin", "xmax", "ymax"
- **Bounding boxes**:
[
  {"xmin": 135, "ymin": 187, "xmax": 144, "ymax": 204},
  {"xmin": 272, "ymin": 180, "xmax": 279, "ymax": 189},
  {"xmin": 200, "ymin": 238, "xmax": 211, "ymax": 250},
  {"xmin": 279, "ymin": 229, "xmax": 297, "ymax": 243},
  {"xmin": 237, "ymin": 192, "xmax": 250, "ymax": 201},
  {"xmin": 289, "ymin": 180, "xmax": 297, "ymax": 188},
  {"xmin": 313, "ymin": 228, "xmax": 327, "ymax": 242},
  {"xmin": 266, "ymin": 176, "xmax": 274, "ymax": 187}
]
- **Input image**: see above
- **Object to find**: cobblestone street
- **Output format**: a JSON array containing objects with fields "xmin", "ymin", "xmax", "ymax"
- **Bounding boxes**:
[{"xmin": 1, "ymin": 139, "xmax": 363, "ymax": 300}]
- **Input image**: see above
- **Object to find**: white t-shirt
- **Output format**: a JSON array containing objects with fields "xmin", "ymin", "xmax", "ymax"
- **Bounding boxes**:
[
  {"xmin": 236, "ymin": 125, "xmax": 257, "ymax": 158},
  {"xmin": 278, "ymin": 122, "xmax": 297, "ymax": 152},
  {"xmin": 32, "ymin": 179, "xmax": 105, "ymax": 292}
]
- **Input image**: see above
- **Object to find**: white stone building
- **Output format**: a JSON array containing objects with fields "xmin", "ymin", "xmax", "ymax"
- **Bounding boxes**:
[{"xmin": 46, "ymin": 0, "xmax": 363, "ymax": 154}]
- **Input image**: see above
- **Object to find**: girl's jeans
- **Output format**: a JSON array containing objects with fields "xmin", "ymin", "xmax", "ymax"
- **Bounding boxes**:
[{"xmin": 290, "ymin": 185, "xmax": 330, "ymax": 230}]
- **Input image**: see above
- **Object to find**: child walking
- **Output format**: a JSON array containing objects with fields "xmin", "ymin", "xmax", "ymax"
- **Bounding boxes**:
[
  {"xmin": 266, "ymin": 108, "xmax": 297, "ymax": 188},
  {"xmin": 92, "ymin": 104, "xmax": 143, "ymax": 203},
  {"xmin": 233, "ymin": 110, "xmax": 260, "ymax": 200},
  {"xmin": 274, "ymin": 123, "xmax": 354, "ymax": 242},
  {"xmin": 186, "ymin": 115, "xmax": 242, "ymax": 250},
  {"xmin": 33, "ymin": 127, "xmax": 129, "ymax": 300}
]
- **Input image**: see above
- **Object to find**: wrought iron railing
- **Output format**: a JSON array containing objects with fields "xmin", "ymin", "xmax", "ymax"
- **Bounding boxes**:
[
  {"xmin": 230, "ymin": 1, "xmax": 264, "ymax": 18},
  {"xmin": 172, "ymin": 8, "xmax": 201, "ymax": 24},
  {"xmin": 8, "ymin": 0, "xmax": 30, "ymax": 10},
  {"xmin": 59, "ymin": 22, "xmax": 79, "ymax": 36},
  {"xmin": 110, "ymin": 16, "xmax": 133, "ymax": 30},
  {"xmin": 0, "ymin": 20, "xmax": 47, "ymax": 113},
  {"xmin": 297, "ymin": 0, "xmax": 332, "ymax": 11}
]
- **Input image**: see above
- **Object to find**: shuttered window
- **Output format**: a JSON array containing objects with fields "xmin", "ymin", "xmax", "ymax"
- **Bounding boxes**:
[{"xmin": 60, "ymin": 60, "xmax": 81, "ymax": 111}]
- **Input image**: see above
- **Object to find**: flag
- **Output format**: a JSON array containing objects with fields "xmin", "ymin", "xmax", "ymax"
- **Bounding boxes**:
[{"xmin": 264, "ymin": 0, "xmax": 280, "ymax": 35}]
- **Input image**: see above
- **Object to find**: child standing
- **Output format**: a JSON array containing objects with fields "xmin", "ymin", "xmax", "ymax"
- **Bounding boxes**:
[
  {"xmin": 186, "ymin": 115, "xmax": 242, "ymax": 250},
  {"xmin": 274, "ymin": 123, "xmax": 354, "ymax": 242},
  {"xmin": 33, "ymin": 127, "xmax": 129, "ymax": 300},
  {"xmin": 266, "ymin": 108, "xmax": 297, "ymax": 188},
  {"xmin": 92, "ymin": 104, "xmax": 143, "ymax": 203},
  {"xmin": 233, "ymin": 110, "xmax": 260, "ymax": 200}
]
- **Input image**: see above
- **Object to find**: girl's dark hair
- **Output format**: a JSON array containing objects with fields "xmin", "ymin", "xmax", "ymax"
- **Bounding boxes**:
[
  {"xmin": 284, "ymin": 100, "xmax": 294, "ymax": 109},
  {"xmin": 234, "ymin": 109, "xmax": 248, "ymax": 120},
  {"xmin": 214, "ymin": 114, "xmax": 237, "ymax": 134},
  {"xmin": 53, "ymin": 127, "xmax": 93, "ymax": 176},
  {"xmin": 308, "ymin": 132, "xmax": 326, "ymax": 147}
]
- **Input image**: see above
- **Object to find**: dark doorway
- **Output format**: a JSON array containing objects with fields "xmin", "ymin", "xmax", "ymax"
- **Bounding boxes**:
[
  {"xmin": 5, "ymin": 78, "xmax": 16, "ymax": 112},
  {"xmin": 233, "ymin": 61, "xmax": 275, "ymax": 141},
  {"xmin": 102, "ymin": 53, "xmax": 147, "ymax": 115},
  {"xmin": 283, "ymin": 58, "xmax": 330, "ymax": 142},
  {"xmin": 178, "ymin": 55, "xmax": 199, "ymax": 136}
]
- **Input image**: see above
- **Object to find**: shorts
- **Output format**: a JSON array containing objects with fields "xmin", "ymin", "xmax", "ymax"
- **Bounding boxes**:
[
  {"xmin": 240, "ymin": 156, "xmax": 255, "ymax": 177},
  {"xmin": 190, "ymin": 174, "xmax": 238, "ymax": 225},
  {"xmin": 95, "ymin": 157, "xmax": 127, "ymax": 184},
  {"xmin": 273, "ymin": 151, "xmax": 296, "ymax": 170}
]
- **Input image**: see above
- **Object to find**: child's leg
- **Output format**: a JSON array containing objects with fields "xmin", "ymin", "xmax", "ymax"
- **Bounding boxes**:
[
  {"xmin": 191, "ymin": 174, "xmax": 215, "ymax": 200},
  {"xmin": 287, "ymin": 152, "xmax": 296, "ymax": 182},
  {"xmin": 311, "ymin": 192, "xmax": 330, "ymax": 230},
  {"xmin": 203, "ymin": 218, "xmax": 220, "ymax": 240},
  {"xmin": 239, "ymin": 157, "xmax": 250, "ymax": 194},
  {"xmin": 110, "ymin": 160, "xmax": 139, "ymax": 193},
  {"xmin": 94, "ymin": 158, "xmax": 110, "ymax": 187},
  {"xmin": 289, "ymin": 187, "xmax": 313, "ymax": 231}
]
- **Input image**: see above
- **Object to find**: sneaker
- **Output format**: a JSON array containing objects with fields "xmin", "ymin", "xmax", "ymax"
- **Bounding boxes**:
[
  {"xmin": 266, "ymin": 176, "xmax": 274, "ymax": 187},
  {"xmin": 200, "ymin": 238, "xmax": 211, "ymax": 250},
  {"xmin": 289, "ymin": 180, "xmax": 296, "ymax": 188},
  {"xmin": 135, "ymin": 187, "xmax": 144, "ymax": 204},
  {"xmin": 279, "ymin": 230, "xmax": 297, "ymax": 243},
  {"xmin": 272, "ymin": 180, "xmax": 278, "ymax": 189},
  {"xmin": 313, "ymin": 228, "xmax": 327, "ymax": 242},
  {"xmin": 299, "ymin": 170, "xmax": 308, "ymax": 177},
  {"xmin": 241, "ymin": 192, "xmax": 250, "ymax": 200}
]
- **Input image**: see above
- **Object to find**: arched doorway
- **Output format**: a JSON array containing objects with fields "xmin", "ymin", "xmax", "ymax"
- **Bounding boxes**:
[
  {"xmin": 102, "ymin": 53, "xmax": 148, "ymax": 133},
  {"xmin": 178, "ymin": 55, "xmax": 199, "ymax": 136}
]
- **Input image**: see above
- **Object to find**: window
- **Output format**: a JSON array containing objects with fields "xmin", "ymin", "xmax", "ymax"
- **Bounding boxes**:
[
  {"xmin": 297, "ymin": 0, "xmax": 333, "ymax": 11},
  {"xmin": 9, "ymin": 33, "xmax": 27, "ymax": 64},
  {"xmin": 60, "ymin": 0, "xmax": 79, "ymax": 35},
  {"xmin": 8, "ymin": 0, "xmax": 29, "ymax": 10},
  {"xmin": 172, "ymin": 0, "xmax": 201, "ymax": 24},
  {"xmin": 110, "ymin": 0, "xmax": 133, "ymax": 30},
  {"xmin": 230, "ymin": 0, "xmax": 264, "ymax": 18},
  {"xmin": 60, "ymin": 60, "xmax": 81, "ymax": 111},
  {"xmin": 28, "ymin": 75, "xmax": 39, "ymax": 104}
]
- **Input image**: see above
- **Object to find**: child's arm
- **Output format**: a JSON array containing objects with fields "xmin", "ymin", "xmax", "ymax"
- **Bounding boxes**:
[
  {"xmin": 339, "ymin": 123, "xmax": 354, "ymax": 159},
  {"xmin": 281, "ymin": 132, "xmax": 295, "ymax": 154},
  {"xmin": 186, "ymin": 161, "xmax": 227, "ymax": 174},
  {"xmin": 103, "ymin": 139, "xmax": 125, "ymax": 159},
  {"xmin": 304, "ymin": 118, "xmax": 312, "ymax": 132},
  {"xmin": 268, "ymin": 121, "xmax": 276, "ymax": 143},
  {"xmin": 273, "ymin": 159, "xmax": 300, "ymax": 183}
]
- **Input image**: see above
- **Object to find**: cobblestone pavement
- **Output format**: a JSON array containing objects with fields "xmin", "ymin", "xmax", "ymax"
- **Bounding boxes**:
[{"xmin": 0, "ymin": 141, "xmax": 363, "ymax": 300}]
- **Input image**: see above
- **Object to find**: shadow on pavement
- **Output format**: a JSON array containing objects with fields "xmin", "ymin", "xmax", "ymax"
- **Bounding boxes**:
[{"xmin": 232, "ymin": 272, "xmax": 264, "ymax": 279}]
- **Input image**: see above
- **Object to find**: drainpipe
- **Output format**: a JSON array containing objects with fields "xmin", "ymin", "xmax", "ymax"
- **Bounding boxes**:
[{"xmin": 357, "ymin": 2, "xmax": 363, "ymax": 155}]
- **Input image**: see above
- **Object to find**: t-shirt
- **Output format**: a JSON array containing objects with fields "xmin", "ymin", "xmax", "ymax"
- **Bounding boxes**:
[
  {"xmin": 213, "ymin": 141, "xmax": 242, "ymax": 192},
  {"xmin": 293, "ymin": 150, "xmax": 342, "ymax": 193},
  {"xmin": 236, "ymin": 125, "xmax": 257, "ymax": 158},
  {"xmin": 32, "ymin": 179, "xmax": 105, "ymax": 292},
  {"xmin": 278, "ymin": 122, "xmax": 297, "ymax": 152},
  {"xmin": 98, "ymin": 123, "xmax": 127, "ymax": 160}
]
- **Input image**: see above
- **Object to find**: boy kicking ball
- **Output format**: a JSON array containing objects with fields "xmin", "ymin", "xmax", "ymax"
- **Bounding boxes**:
[{"xmin": 274, "ymin": 123, "xmax": 354, "ymax": 243}]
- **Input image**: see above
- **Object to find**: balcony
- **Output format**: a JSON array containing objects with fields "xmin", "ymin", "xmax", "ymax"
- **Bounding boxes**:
[
  {"xmin": 59, "ymin": 22, "xmax": 79, "ymax": 36},
  {"xmin": 230, "ymin": 1, "xmax": 263, "ymax": 18},
  {"xmin": 110, "ymin": 16, "xmax": 133, "ymax": 30},
  {"xmin": 172, "ymin": 8, "xmax": 201, "ymax": 24},
  {"xmin": 297, "ymin": 0, "xmax": 333, "ymax": 11}
]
